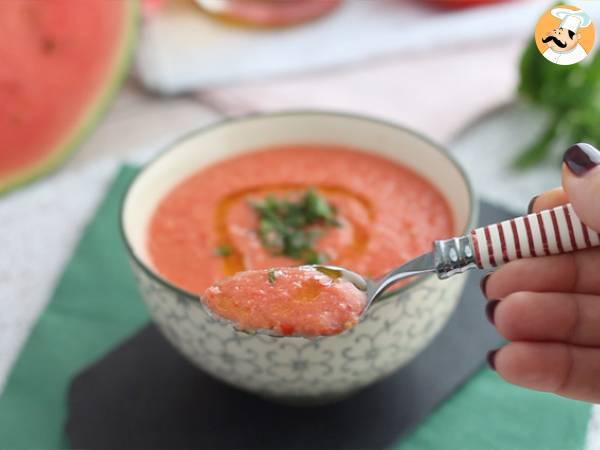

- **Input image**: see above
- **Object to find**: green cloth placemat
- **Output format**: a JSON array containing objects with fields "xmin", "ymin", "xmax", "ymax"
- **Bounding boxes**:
[
  {"xmin": 0, "ymin": 166, "xmax": 591, "ymax": 449},
  {"xmin": 0, "ymin": 167, "xmax": 148, "ymax": 448}
]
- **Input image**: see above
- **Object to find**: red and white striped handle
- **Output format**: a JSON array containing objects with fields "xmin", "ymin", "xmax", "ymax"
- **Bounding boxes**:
[{"xmin": 471, "ymin": 203, "xmax": 600, "ymax": 270}]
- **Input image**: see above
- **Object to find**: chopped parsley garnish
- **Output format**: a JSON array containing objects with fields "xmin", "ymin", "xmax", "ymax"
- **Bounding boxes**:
[
  {"xmin": 268, "ymin": 269, "xmax": 277, "ymax": 284},
  {"xmin": 250, "ymin": 188, "xmax": 341, "ymax": 264},
  {"xmin": 214, "ymin": 244, "xmax": 232, "ymax": 257}
]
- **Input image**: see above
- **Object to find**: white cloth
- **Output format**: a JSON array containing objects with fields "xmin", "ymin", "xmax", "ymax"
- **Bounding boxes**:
[
  {"xmin": 543, "ymin": 43, "xmax": 588, "ymax": 65},
  {"xmin": 136, "ymin": 0, "xmax": 558, "ymax": 94}
]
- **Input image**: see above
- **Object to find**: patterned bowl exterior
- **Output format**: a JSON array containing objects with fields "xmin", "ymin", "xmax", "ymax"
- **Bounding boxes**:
[{"xmin": 131, "ymin": 258, "xmax": 466, "ymax": 403}]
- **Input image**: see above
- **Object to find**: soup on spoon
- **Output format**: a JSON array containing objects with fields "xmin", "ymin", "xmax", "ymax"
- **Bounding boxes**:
[{"xmin": 202, "ymin": 266, "xmax": 368, "ymax": 337}]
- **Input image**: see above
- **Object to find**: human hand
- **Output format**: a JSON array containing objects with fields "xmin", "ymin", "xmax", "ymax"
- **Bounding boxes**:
[{"xmin": 482, "ymin": 143, "xmax": 600, "ymax": 403}]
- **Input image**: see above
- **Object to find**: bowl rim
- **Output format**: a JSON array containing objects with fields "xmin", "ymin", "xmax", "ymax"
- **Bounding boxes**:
[{"xmin": 119, "ymin": 109, "xmax": 478, "ymax": 306}]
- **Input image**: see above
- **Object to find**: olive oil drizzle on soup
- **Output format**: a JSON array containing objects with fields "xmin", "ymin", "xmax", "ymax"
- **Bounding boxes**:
[{"xmin": 148, "ymin": 145, "xmax": 453, "ymax": 294}]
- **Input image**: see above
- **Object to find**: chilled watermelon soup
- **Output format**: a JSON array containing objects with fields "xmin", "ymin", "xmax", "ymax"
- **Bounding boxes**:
[{"xmin": 148, "ymin": 145, "xmax": 453, "ymax": 337}]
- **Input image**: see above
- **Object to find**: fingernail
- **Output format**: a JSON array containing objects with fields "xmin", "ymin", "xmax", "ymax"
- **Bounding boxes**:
[
  {"xmin": 487, "ymin": 349, "xmax": 499, "ymax": 371},
  {"xmin": 563, "ymin": 143, "xmax": 600, "ymax": 176},
  {"xmin": 527, "ymin": 195, "xmax": 539, "ymax": 214},
  {"xmin": 480, "ymin": 273, "xmax": 491, "ymax": 298},
  {"xmin": 485, "ymin": 300, "xmax": 500, "ymax": 325}
]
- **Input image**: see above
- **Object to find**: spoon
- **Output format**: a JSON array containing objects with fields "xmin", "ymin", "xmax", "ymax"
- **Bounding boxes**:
[
  {"xmin": 205, "ymin": 203, "xmax": 599, "ymax": 337},
  {"xmin": 319, "ymin": 202, "xmax": 600, "ymax": 325}
]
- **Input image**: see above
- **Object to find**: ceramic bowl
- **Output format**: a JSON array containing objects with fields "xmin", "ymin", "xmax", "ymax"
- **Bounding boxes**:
[{"xmin": 121, "ymin": 111, "xmax": 476, "ymax": 404}]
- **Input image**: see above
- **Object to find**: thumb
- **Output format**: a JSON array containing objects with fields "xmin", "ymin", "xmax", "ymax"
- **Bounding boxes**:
[{"xmin": 562, "ymin": 143, "xmax": 600, "ymax": 232}]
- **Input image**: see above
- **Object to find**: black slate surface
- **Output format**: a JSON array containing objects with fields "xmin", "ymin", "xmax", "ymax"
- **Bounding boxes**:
[{"xmin": 66, "ymin": 201, "xmax": 510, "ymax": 450}]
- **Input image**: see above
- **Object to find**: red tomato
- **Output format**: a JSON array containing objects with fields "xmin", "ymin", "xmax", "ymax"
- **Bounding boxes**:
[{"xmin": 280, "ymin": 324, "xmax": 296, "ymax": 336}]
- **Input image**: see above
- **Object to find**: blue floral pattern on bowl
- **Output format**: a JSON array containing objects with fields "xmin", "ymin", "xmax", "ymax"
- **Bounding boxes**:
[{"xmin": 131, "ymin": 259, "xmax": 465, "ymax": 402}]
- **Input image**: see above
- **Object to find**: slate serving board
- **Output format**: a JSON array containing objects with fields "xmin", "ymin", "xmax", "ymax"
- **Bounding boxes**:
[{"xmin": 66, "ymin": 201, "xmax": 510, "ymax": 450}]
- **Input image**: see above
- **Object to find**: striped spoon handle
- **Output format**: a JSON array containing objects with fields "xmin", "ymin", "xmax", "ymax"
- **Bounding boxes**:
[{"xmin": 471, "ymin": 203, "xmax": 600, "ymax": 270}]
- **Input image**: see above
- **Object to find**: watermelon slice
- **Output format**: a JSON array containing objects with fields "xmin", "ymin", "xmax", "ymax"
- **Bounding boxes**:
[{"xmin": 0, "ymin": 0, "xmax": 138, "ymax": 195}]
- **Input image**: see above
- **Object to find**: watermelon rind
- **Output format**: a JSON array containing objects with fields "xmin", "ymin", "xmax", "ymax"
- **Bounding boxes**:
[{"xmin": 0, "ymin": 0, "xmax": 140, "ymax": 196}]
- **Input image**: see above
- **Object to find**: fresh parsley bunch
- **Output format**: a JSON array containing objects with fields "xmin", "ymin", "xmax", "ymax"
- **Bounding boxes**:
[
  {"xmin": 250, "ymin": 188, "xmax": 341, "ymax": 264},
  {"xmin": 515, "ymin": 38, "xmax": 600, "ymax": 168}
]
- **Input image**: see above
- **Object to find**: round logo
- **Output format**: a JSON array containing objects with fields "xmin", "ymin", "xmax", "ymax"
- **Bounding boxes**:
[{"xmin": 534, "ymin": 4, "xmax": 595, "ymax": 66}]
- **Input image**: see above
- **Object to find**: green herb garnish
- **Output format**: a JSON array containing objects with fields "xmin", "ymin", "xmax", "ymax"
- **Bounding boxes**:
[
  {"xmin": 214, "ymin": 244, "xmax": 232, "ymax": 257},
  {"xmin": 515, "ymin": 30, "xmax": 600, "ymax": 168},
  {"xmin": 268, "ymin": 269, "xmax": 277, "ymax": 284},
  {"xmin": 250, "ymin": 188, "xmax": 340, "ymax": 264}
]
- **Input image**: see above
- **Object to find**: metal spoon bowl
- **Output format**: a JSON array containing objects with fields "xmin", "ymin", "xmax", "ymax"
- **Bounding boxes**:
[{"xmin": 313, "ymin": 253, "xmax": 437, "ymax": 319}]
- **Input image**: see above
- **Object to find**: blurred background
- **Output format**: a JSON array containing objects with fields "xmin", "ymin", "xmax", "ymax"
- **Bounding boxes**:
[{"xmin": 2, "ymin": 0, "xmax": 600, "ymax": 448}]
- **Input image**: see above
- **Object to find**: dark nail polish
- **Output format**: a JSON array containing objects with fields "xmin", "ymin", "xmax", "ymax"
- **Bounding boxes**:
[
  {"xmin": 563, "ymin": 143, "xmax": 600, "ymax": 176},
  {"xmin": 527, "ymin": 195, "xmax": 539, "ymax": 214},
  {"xmin": 485, "ymin": 300, "xmax": 500, "ymax": 325},
  {"xmin": 487, "ymin": 349, "xmax": 499, "ymax": 371},
  {"xmin": 480, "ymin": 273, "xmax": 491, "ymax": 298}
]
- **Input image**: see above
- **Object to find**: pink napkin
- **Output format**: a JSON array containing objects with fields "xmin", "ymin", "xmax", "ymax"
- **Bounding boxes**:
[{"xmin": 202, "ymin": 38, "xmax": 524, "ymax": 144}]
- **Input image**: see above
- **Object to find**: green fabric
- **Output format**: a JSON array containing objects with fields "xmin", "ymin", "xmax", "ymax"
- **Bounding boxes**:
[
  {"xmin": 0, "ymin": 167, "xmax": 148, "ymax": 448},
  {"xmin": 395, "ymin": 370, "xmax": 589, "ymax": 450},
  {"xmin": 0, "ymin": 166, "xmax": 591, "ymax": 449}
]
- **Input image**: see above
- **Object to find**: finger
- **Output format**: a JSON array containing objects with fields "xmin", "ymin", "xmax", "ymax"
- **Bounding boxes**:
[
  {"xmin": 491, "ymin": 291, "xmax": 600, "ymax": 347},
  {"xmin": 529, "ymin": 187, "xmax": 568, "ymax": 213},
  {"xmin": 484, "ymin": 248, "xmax": 600, "ymax": 299},
  {"xmin": 562, "ymin": 143, "xmax": 600, "ymax": 232},
  {"xmin": 493, "ymin": 342, "xmax": 600, "ymax": 403}
]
